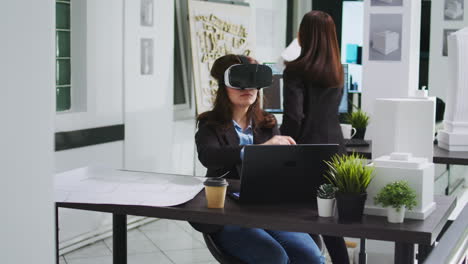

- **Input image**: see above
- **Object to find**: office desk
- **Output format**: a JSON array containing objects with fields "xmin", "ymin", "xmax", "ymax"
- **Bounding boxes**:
[
  {"xmin": 56, "ymin": 174, "xmax": 456, "ymax": 264},
  {"xmin": 346, "ymin": 141, "xmax": 468, "ymax": 165}
]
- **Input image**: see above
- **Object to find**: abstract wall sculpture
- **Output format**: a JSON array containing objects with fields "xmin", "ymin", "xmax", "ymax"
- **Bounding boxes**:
[
  {"xmin": 438, "ymin": 27, "xmax": 468, "ymax": 151},
  {"xmin": 189, "ymin": 1, "xmax": 254, "ymax": 113}
]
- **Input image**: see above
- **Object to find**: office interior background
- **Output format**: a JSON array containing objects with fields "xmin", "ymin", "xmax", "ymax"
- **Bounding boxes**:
[{"xmin": 1, "ymin": 0, "xmax": 467, "ymax": 263}]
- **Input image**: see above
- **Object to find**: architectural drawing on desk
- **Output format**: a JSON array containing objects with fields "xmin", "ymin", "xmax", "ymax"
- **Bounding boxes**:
[
  {"xmin": 444, "ymin": 0, "xmax": 464, "ymax": 21},
  {"xmin": 141, "ymin": 38, "xmax": 154, "ymax": 75},
  {"xmin": 140, "ymin": 0, "xmax": 154, "ymax": 27},
  {"xmin": 189, "ymin": 0, "xmax": 254, "ymax": 113},
  {"xmin": 370, "ymin": 0, "xmax": 403, "ymax": 7},
  {"xmin": 369, "ymin": 14, "xmax": 402, "ymax": 61}
]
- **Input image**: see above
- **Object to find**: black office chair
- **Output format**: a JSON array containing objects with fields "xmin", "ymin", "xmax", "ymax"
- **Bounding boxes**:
[{"xmin": 203, "ymin": 233, "xmax": 324, "ymax": 264}]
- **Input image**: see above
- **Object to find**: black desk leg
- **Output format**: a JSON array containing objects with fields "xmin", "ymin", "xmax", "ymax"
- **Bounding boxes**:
[
  {"xmin": 56, "ymin": 205, "xmax": 59, "ymax": 264},
  {"xmin": 359, "ymin": 238, "xmax": 367, "ymax": 264},
  {"xmin": 113, "ymin": 214, "xmax": 127, "ymax": 264},
  {"xmin": 417, "ymin": 244, "xmax": 434, "ymax": 263},
  {"xmin": 395, "ymin": 242, "xmax": 415, "ymax": 264}
]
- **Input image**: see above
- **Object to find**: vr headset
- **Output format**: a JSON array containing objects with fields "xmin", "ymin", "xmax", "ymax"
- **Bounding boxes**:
[{"xmin": 224, "ymin": 55, "xmax": 272, "ymax": 90}]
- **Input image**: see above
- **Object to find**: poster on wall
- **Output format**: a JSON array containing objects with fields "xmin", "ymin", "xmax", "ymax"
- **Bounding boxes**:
[
  {"xmin": 370, "ymin": 0, "xmax": 403, "ymax": 7},
  {"xmin": 140, "ymin": 0, "xmax": 154, "ymax": 27},
  {"xmin": 443, "ymin": 29, "xmax": 459, "ymax": 56},
  {"xmin": 369, "ymin": 14, "xmax": 402, "ymax": 61},
  {"xmin": 444, "ymin": 0, "xmax": 464, "ymax": 21},
  {"xmin": 189, "ymin": 0, "xmax": 255, "ymax": 114},
  {"xmin": 141, "ymin": 38, "xmax": 154, "ymax": 75}
]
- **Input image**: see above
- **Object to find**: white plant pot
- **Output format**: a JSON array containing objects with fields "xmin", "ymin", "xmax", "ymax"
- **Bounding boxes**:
[
  {"xmin": 387, "ymin": 206, "xmax": 406, "ymax": 223},
  {"xmin": 317, "ymin": 197, "xmax": 335, "ymax": 217}
]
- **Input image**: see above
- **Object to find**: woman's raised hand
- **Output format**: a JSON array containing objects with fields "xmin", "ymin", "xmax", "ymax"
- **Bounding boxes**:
[{"xmin": 261, "ymin": 135, "xmax": 296, "ymax": 145}]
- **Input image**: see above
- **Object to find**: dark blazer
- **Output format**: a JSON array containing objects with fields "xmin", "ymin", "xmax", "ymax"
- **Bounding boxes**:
[
  {"xmin": 191, "ymin": 115, "xmax": 279, "ymax": 233},
  {"xmin": 195, "ymin": 118, "xmax": 279, "ymax": 179},
  {"xmin": 280, "ymin": 68, "xmax": 346, "ymax": 154}
]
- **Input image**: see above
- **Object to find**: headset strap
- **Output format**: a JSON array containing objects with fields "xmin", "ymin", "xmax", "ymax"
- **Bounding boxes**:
[{"xmin": 237, "ymin": 55, "xmax": 249, "ymax": 65}]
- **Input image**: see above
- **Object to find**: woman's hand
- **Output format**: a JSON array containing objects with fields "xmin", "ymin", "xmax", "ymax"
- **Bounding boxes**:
[{"xmin": 261, "ymin": 135, "xmax": 297, "ymax": 145}]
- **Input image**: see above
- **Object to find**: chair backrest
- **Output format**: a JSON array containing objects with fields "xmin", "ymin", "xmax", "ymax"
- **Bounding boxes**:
[{"xmin": 203, "ymin": 233, "xmax": 246, "ymax": 264}]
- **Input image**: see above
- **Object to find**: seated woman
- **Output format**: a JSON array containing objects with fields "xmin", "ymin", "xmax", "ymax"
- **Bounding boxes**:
[{"xmin": 194, "ymin": 54, "xmax": 325, "ymax": 264}]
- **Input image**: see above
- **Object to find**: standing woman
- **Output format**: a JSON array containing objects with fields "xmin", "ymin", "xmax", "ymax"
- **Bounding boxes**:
[
  {"xmin": 280, "ymin": 11, "xmax": 350, "ymax": 264},
  {"xmin": 194, "ymin": 54, "xmax": 325, "ymax": 264}
]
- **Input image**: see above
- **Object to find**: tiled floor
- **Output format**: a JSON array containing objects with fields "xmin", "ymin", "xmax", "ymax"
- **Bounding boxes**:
[
  {"xmin": 61, "ymin": 219, "xmax": 338, "ymax": 264},
  {"xmin": 61, "ymin": 220, "xmax": 218, "ymax": 264}
]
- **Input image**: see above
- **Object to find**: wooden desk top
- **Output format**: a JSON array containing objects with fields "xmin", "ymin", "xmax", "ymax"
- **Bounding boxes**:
[
  {"xmin": 346, "ymin": 141, "xmax": 468, "ymax": 165},
  {"xmin": 57, "ymin": 179, "xmax": 456, "ymax": 246}
]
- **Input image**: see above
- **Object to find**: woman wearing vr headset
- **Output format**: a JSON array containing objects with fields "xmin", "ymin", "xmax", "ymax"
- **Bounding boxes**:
[
  {"xmin": 194, "ymin": 54, "xmax": 325, "ymax": 264},
  {"xmin": 281, "ymin": 11, "xmax": 350, "ymax": 264}
]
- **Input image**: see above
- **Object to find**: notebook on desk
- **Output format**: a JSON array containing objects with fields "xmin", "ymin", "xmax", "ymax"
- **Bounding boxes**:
[{"xmin": 228, "ymin": 144, "xmax": 339, "ymax": 203}]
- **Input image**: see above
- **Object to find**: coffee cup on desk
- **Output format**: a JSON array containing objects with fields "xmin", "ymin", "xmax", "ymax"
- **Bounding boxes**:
[
  {"xmin": 204, "ymin": 178, "xmax": 229, "ymax": 208},
  {"xmin": 340, "ymin": 124, "xmax": 357, "ymax": 139}
]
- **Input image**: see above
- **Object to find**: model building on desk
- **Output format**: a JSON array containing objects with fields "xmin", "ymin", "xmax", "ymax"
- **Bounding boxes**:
[{"xmin": 372, "ymin": 31, "xmax": 400, "ymax": 55}]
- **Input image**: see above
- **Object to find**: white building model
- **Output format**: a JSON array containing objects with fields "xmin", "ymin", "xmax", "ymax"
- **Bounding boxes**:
[
  {"xmin": 372, "ymin": 30, "xmax": 400, "ymax": 55},
  {"xmin": 438, "ymin": 28, "xmax": 468, "ymax": 151},
  {"xmin": 445, "ymin": 0, "xmax": 464, "ymax": 20},
  {"xmin": 366, "ymin": 98, "xmax": 437, "ymax": 220}
]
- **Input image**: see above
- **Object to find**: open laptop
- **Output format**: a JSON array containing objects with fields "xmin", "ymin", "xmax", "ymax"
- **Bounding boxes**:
[{"xmin": 228, "ymin": 144, "xmax": 339, "ymax": 203}]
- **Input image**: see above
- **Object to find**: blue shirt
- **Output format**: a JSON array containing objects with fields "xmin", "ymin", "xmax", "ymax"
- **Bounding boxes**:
[{"xmin": 232, "ymin": 120, "xmax": 253, "ymax": 160}]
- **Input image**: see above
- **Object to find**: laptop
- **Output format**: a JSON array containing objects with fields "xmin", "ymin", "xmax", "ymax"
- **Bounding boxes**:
[{"xmin": 228, "ymin": 144, "xmax": 339, "ymax": 203}]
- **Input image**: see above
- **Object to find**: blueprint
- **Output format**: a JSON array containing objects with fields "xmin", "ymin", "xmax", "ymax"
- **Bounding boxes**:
[{"xmin": 54, "ymin": 167, "xmax": 205, "ymax": 207}]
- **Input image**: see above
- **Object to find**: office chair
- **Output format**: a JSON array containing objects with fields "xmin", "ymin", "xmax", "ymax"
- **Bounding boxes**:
[{"xmin": 203, "ymin": 233, "xmax": 324, "ymax": 264}]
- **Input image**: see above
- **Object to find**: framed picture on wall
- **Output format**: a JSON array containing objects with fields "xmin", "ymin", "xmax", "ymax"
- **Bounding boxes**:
[
  {"xmin": 141, "ymin": 38, "xmax": 154, "ymax": 75},
  {"xmin": 443, "ymin": 29, "xmax": 459, "ymax": 56},
  {"xmin": 141, "ymin": 0, "xmax": 154, "ymax": 27},
  {"xmin": 444, "ymin": 0, "xmax": 464, "ymax": 21},
  {"xmin": 369, "ymin": 14, "xmax": 403, "ymax": 61},
  {"xmin": 370, "ymin": 0, "xmax": 403, "ymax": 7}
]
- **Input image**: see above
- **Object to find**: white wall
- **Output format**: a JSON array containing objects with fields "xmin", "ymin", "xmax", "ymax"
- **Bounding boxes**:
[
  {"xmin": 55, "ymin": 0, "xmax": 124, "ymax": 132},
  {"xmin": 362, "ymin": 0, "xmax": 421, "ymax": 139},
  {"xmin": 124, "ymin": 0, "xmax": 198, "ymax": 176},
  {"xmin": 55, "ymin": 0, "xmax": 124, "ymax": 246},
  {"xmin": 428, "ymin": 0, "xmax": 468, "ymax": 102},
  {"xmin": 0, "ymin": 0, "xmax": 55, "ymax": 263},
  {"xmin": 249, "ymin": 0, "xmax": 287, "ymax": 63}
]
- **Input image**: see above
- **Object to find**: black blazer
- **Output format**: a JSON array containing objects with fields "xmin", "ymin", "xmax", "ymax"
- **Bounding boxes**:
[
  {"xmin": 192, "ymin": 115, "xmax": 279, "ymax": 233},
  {"xmin": 195, "ymin": 118, "xmax": 279, "ymax": 179},
  {"xmin": 280, "ymin": 68, "xmax": 346, "ymax": 154}
]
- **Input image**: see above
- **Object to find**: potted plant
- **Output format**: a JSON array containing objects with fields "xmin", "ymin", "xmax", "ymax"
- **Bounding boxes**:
[
  {"xmin": 374, "ymin": 181, "xmax": 417, "ymax": 223},
  {"xmin": 317, "ymin": 183, "xmax": 338, "ymax": 217},
  {"xmin": 346, "ymin": 109, "xmax": 370, "ymax": 139},
  {"xmin": 324, "ymin": 153, "xmax": 374, "ymax": 222}
]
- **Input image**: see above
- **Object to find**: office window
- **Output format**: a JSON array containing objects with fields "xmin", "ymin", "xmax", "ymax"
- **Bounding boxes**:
[{"xmin": 56, "ymin": 0, "xmax": 71, "ymax": 111}]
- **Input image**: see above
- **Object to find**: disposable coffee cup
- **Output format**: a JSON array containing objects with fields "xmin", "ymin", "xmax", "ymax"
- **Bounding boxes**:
[{"xmin": 204, "ymin": 178, "xmax": 229, "ymax": 209}]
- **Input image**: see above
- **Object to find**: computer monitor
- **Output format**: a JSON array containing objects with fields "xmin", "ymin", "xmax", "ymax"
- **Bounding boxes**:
[
  {"xmin": 262, "ymin": 63, "xmax": 283, "ymax": 113},
  {"xmin": 339, "ymin": 64, "xmax": 350, "ymax": 114},
  {"xmin": 263, "ymin": 63, "xmax": 350, "ymax": 114}
]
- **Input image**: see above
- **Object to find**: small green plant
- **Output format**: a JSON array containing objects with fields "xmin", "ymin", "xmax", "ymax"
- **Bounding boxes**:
[
  {"xmin": 346, "ymin": 109, "xmax": 370, "ymax": 129},
  {"xmin": 317, "ymin": 183, "xmax": 338, "ymax": 199},
  {"xmin": 324, "ymin": 153, "xmax": 374, "ymax": 194},
  {"xmin": 374, "ymin": 181, "xmax": 417, "ymax": 212}
]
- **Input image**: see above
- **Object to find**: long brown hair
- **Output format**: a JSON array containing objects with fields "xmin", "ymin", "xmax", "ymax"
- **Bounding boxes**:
[
  {"xmin": 287, "ymin": 11, "xmax": 343, "ymax": 88},
  {"xmin": 197, "ymin": 54, "xmax": 276, "ymax": 130}
]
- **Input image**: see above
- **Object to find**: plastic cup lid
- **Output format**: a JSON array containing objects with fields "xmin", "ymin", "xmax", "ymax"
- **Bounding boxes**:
[{"xmin": 204, "ymin": 178, "xmax": 229, "ymax": 187}]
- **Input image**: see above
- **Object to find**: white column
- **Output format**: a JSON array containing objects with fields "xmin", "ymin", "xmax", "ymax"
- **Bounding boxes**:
[
  {"xmin": 0, "ymin": 0, "xmax": 55, "ymax": 263},
  {"xmin": 362, "ymin": 0, "xmax": 421, "ymax": 139},
  {"xmin": 438, "ymin": 27, "xmax": 468, "ymax": 151}
]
